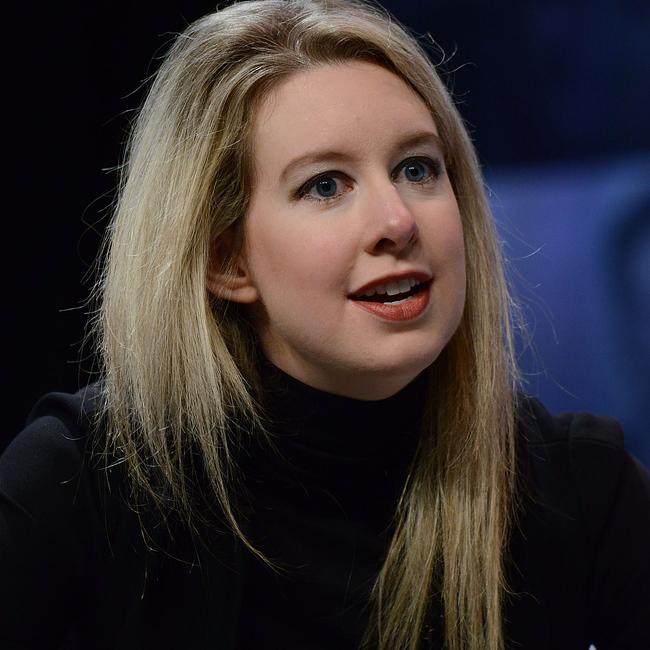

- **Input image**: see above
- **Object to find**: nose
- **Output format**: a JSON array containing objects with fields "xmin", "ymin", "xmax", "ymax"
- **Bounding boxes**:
[{"xmin": 363, "ymin": 182, "xmax": 418, "ymax": 255}]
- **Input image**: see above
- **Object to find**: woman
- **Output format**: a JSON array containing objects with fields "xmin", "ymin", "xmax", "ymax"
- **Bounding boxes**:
[{"xmin": 1, "ymin": 1, "xmax": 648, "ymax": 649}]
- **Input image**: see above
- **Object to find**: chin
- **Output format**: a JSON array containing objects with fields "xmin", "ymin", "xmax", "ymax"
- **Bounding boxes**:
[
  {"xmin": 383, "ymin": 334, "xmax": 449, "ymax": 371},
  {"xmin": 353, "ymin": 348, "xmax": 437, "ymax": 387}
]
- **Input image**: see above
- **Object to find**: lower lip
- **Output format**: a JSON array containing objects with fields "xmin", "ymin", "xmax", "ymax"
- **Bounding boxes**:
[{"xmin": 350, "ymin": 282, "xmax": 431, "ymax": 322}]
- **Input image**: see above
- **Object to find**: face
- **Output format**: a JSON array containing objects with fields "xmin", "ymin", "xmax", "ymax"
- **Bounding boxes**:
[{"xmin": 236, "ymin": 61, "xmax": 466, "ymax": 400}]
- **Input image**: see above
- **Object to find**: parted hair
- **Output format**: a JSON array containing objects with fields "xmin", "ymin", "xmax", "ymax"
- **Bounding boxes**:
[{"xmin": 91, "ymin": 1, "xmax": 524, "ymax": 648}]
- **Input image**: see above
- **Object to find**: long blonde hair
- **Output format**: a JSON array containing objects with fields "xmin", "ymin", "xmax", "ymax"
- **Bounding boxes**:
[{"xmin": 91, "ymin": 1, "xmax": 524, "ymax": 648}]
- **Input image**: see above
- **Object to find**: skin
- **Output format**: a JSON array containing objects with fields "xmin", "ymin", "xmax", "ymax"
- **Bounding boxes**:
[{"xmin": 208, "ymin": 61, "xmax": 466, "ymax": 400}]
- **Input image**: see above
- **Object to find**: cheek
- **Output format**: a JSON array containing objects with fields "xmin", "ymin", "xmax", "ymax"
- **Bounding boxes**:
[
  {"xmin": 245, "ymin": 217, "xmax": 347, "ymax": 300},
  {"xmin": 247, "ymin": 227, "xmax": 279, "ymax": 272},
  {"xmin": 444, "ymin": 199, "xmax": 466, "ymax": 264},
  {"xmin": 245, "ymin": 215, "xmax": 300, "ymax": 285},
  {"xmin": 424, "ymin": 204, "xmax": 466, "ymax": 270},
  {"xmin": 452, "ymin": 220, "xmax": 467, "ymax": 275},
  {"xmin": 426, "ymin": 209, "xmax": 467, "ymax": 317}
]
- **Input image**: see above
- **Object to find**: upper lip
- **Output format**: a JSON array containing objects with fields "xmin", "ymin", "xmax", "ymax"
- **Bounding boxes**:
[{"xmin": 348, "ymin": 270, "xmax": 432, "ymax": 297}]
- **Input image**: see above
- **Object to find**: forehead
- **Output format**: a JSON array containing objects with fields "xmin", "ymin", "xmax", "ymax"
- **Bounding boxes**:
[{"xmin": 250, "ymin": 61, "xmax": 439, "ymax": 180}]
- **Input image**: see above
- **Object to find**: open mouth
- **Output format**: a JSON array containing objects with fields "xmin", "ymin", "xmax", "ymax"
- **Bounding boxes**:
[{"xmin": 350, "ymin": 279, "xmax": 431, "ymax": 303}]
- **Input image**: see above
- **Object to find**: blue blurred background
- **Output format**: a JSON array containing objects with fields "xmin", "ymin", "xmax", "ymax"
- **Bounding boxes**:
[
  {"xmin": 6, "ymin": 0, "xmax": 649, "ymax": 466},
  {"xmin": 489, "ymin": 155, "xmax": 650, "ymax": 463}
]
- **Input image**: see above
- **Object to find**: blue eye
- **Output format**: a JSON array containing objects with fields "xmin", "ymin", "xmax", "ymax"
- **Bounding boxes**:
[
  {"xmin": 313, "ymin": 177, "xmax": 338, "ymax": 199},
  {"xmin": 296, "ymin": 156, "xmax": 443, "ymax": 204},
  {"xmin": 403, "ymin": 160, "xmax": 429, "ymax": 182},
  {"xmin": 297, "ymin": 173, "xmax": 347, "ymax": 203}
]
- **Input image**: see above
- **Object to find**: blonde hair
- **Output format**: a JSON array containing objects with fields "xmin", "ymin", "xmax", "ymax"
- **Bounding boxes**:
[{"xmin": 91, "ymin": 1, "xmax": 524, "ymax": 648}]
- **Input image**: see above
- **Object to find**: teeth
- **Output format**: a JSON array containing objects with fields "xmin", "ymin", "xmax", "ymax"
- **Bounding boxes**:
[
  {"xmin": 387, "ymin": 278, "xmax": 413, "ymax": 296},
  {"xmin": 361, "ymin": 277, "xmax": 420, "ymax": 298}
]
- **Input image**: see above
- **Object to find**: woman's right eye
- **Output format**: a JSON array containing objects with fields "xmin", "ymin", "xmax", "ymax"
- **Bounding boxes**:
[{"xmin": 296, "ymin": 173, "xmax": 349, "ymax": 204}]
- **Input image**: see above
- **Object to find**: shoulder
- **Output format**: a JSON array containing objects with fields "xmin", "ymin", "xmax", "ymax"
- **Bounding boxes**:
[
  {"xmin": 24, "ymin": 381, "xmax": 105, "ymax": 440},
  {"xmin": 0, "ymin": 383, "xmax": 106, "ymax": 519},
  {"xmin": 515, "ymin": 394, "xmax": 649, "ymax": 527},
  {"xmin": 0, "ymin": 383, "xmax": 127, "ymax": 647},
  {"xmin": 0, "ymin": 382, "xmax": 135, "ymax": 567},
  {"xmin": 516, "ymin": 393, "xmax": 634, "ymax": 492},
  {"xmin": 514, "ymin": 395, "xmax": 650, "ymax": 645},
  {"xmin": 516, "ymin": 393, "xmax": 625, "ymax": 449}
]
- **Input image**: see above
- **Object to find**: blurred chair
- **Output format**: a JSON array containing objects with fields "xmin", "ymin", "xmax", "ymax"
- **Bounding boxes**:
[{"xmin": 488, "ymin": 153, "xmax": 650, "ymax": 466}]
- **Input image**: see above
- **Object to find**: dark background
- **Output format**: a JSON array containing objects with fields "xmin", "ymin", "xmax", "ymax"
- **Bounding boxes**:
[{"xmin": 6, "ymin": 1, "xmax": 650, "ymax": 464}]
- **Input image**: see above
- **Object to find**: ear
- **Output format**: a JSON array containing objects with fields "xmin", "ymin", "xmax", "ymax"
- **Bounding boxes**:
[{"xmin": 206, "ymin": 227, "xmax": 259, "ymax": 304}]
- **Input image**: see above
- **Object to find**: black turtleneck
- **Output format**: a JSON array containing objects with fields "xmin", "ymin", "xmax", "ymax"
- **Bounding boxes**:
[
  {"xmin": 235, "ymin": 356, "xmax": 429, "ymax": 649},
  {"xmin": 2, "ymin": 374, "xmax": 649, "ymax": 649}
]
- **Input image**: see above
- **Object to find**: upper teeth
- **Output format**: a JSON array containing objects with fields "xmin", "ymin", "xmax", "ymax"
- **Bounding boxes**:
[{"xmin": 360, "ymin": 277, "xmax": 420, "ymax": 297}]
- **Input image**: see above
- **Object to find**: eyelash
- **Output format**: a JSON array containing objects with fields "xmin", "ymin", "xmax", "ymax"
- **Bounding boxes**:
[{"xmin": 295, "ymin": 156, "xmax": 444, "ymax": 204}]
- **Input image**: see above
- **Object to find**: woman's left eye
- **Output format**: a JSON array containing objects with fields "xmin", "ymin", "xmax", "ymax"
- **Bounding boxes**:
[
  {"xmin": 399, "ymin": 157, "xmax": 442, "ymax": 184},
  {"xmin": 296, "ymin": 156, "xmax": 443, "ymax": 204}
]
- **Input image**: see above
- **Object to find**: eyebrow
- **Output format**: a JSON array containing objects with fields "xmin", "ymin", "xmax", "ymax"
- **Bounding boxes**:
[{"xmin": 279, "ymin": 130, "xmax": 446, "ymax": 184}]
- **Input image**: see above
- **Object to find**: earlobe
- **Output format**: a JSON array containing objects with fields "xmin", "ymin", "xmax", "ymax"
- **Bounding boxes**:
[
  {"xmin": 206, "ymin": 269, "xmax": 259, "ymax": 304},
  {"xmin": 206, "ymin": 229, "xmax": 259, "ymax": 304}
]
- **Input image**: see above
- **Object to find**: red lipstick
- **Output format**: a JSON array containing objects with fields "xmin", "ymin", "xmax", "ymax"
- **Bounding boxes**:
[{"xmin": 350, "ymin": 280, "xmax": 432, "ymax": 322}]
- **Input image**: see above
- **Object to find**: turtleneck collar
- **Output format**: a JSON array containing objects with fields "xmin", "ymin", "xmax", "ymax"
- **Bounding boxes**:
[
  {"xmin": 257, "ymin": 354, "xmax": 429, "ymax": 457},
  {"xmin": 238, "ymin": 355, "xmax": 429, "ymax": 521}
]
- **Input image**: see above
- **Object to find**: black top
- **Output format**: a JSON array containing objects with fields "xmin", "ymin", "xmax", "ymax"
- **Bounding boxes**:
[
  {"xmin": 1, "ymin": 363, "xmax": 649, "ymax": 650},
  {"xmin": 235, "ymin": 356, "xmax": 427, "ymax": 649}
]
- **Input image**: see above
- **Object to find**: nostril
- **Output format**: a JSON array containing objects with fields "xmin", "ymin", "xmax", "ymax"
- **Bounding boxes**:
[{"xmin": 374, "ymin": 226, "xmax": 418, "ymax": 253}]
